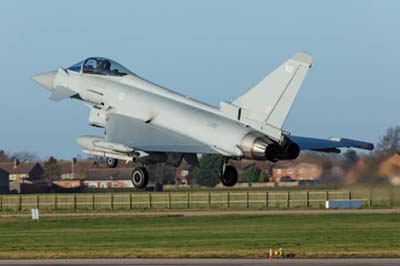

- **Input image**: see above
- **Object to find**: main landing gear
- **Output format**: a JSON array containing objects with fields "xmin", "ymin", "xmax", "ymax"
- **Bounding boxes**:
[
  {"xmin": 219, "ymin": 158, "xmax": 238, "ymax": 187},
  {"xmin": 106, "ymin": 156, "xmax": 238, "ymax": 189},
  {"xmin": 106, "ymin": 157, "xmax": 149, "ymax": 189},
  {"xmin": 131, "ymin": 166, "xmax": 149, "ymax": 189}
]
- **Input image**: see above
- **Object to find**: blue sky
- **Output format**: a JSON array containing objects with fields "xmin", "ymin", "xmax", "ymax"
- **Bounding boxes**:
[{"xmin": 0, "ymin": 0, "xmax": 398, "ymax": 159}]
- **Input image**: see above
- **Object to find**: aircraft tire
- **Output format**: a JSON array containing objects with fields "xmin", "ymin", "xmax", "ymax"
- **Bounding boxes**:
[
  {"xmin": 131, "ymin": 167, "xmax": 149, "ymax": 189},
  {"xmin": 106, "ymin": 157, "xmax": 118, "ymax": 168},
  {"xmin": 221, "ymin": 165, "xmax": 238, "ymax": 187}
]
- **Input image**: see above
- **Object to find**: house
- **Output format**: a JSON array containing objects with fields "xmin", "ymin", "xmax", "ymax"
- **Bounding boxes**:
[
  {"xmin": 175, "ymin": 160, "xmax": 195, "ymax": 185},
  {"xmin": 272, "ymin": 161, "xmax": 323, "ymax": 181},
  {"xmin": 57, "ymin": 159, "xmax": 98, "ymax": 179},
  {"xmin": 83, "ymin": 168, "xmax": 134, "ymax": 188},
  {"xmin": 345, "ymin": 159, "xmax": 366, "ymax": 185},
  {"xmin": 0, "ymin": 168, "xmax": 9, "ymax": 194},
  {"xmin": 9, "ymin": 179, "xmax": 49, "ymax": 194},
  {"xmin": 0, "ymin": 159, "xmax": 44, "ymax": 181},
  {"xmin": 270, "ymin": 151, "xmax": 363, "ymax": 184},
  {"xmin": 379, "ymin": 153, "xmax": 400, "ymax": 185},
  {"xmin": 53, "ymin": 180, "xmax": 84, "ymax": 189},
  {"xmin": 227, "ymin": 159, "xmax": 272, "ymax": 182}
]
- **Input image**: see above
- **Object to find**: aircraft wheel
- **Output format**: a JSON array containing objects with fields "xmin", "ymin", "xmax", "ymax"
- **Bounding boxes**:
[
  {"xmin": 106, "ymin": 157, "xmax": 118, "ymax": 168},
  {"xmin": 221, "ymin": 165, "xmax": 238, "ymax": 187},
  {"xmin": 131, "ymin": 167, "xmax": 149, "ymax": 189}
]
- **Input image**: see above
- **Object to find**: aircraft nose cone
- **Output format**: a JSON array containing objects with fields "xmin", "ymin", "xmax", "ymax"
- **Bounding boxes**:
[{"xmin": 32, "ymin": 70, "xmax": 57, "ymax": 91}]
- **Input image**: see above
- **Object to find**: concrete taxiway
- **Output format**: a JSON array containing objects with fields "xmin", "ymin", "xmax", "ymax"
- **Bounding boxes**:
[{"xmin": 0, "ymin": 259, "xmax": 400, "ymax": 266}]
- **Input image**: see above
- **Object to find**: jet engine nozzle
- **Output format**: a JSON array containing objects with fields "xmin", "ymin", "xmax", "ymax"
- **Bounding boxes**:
[
  {"xmin": 273, "ymin": 141, "xmax": 300, "ymax": 161},
  {"xmin": 239, "ymin": 132, "xmax": 300, "ymax": 161},
  {"xmin": 239, "ymin": 132, "xmax": 275, "ymax": 160},
  {"xmin": 32, "ymin": 70, "xmax": 57, "ymax": 91}
]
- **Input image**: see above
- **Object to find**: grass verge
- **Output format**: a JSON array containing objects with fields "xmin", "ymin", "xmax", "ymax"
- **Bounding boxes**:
[{"xmin": 0, "ymin": 213, "xmax": 399, "ymax": 259}]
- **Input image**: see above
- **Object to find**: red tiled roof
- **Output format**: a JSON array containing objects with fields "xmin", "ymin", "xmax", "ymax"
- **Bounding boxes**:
[{"xmin": 0, "ymin": 162, "xmax": 39, "ymax": 174}]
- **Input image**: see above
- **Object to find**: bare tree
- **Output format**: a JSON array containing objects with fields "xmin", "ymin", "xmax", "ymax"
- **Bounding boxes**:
[
  {"xmin": 374, "ymin": 126, "xmax": 400, "ymax": 158},
  {"xmin": 350, "ymin": 126, "xmax": 400, "ymax": 184},
  {"xmin": 343, "ymin": 149, "xmax": 359, "ymax": 163},
  {"xmin": 11, "ymin": 151, "xmax": 39, "ymax": 162},
  {"xmin": 42, "ymin": 156, "xmax": 62, "ymax": 181},
  {"xmin": 0, "ymin": 150, "xmax": 10, "ymax": 162}
]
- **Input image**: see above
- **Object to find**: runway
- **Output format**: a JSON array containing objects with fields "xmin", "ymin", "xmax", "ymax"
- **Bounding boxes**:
[
  {"xmin": 1, "ymin": 208, "xmax": 400, "ymax": 218},
  {"xmin": 0, "ymin": 259, "xmax": 400, "ymax": 266}
]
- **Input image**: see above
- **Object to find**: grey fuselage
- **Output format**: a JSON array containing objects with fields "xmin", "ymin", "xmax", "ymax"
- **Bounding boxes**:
[
  {"xmin": 69, "ymin": 71, "xmax": 253, "ymax": 157},
  {"xmin": 33, "ymin": 53, "xmax": 375, "ymax": 167}
]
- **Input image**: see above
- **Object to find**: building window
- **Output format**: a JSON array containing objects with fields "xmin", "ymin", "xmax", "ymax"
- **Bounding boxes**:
[
  {"xmin": 181, "ymin": 170, "xmax": 189, "ymax": 177},
  {"xmin": 277, "ymin": 169, "xmax": 282, "ymax": 174},
  {"xmin": 287, "ymin": 168, "xmax": 293, "ymax": 174}
]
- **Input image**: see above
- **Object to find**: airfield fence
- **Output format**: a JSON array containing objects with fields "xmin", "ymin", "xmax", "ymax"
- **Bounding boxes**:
[{"xmin": 0, "ymin": 190, "xmax": 398, "ymax": 212}]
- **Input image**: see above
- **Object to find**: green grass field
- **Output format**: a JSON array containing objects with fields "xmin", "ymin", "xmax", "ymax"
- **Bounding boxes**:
[{"xmin": 0, "ymin": 213, "xmax": 399, "ymax": 259}]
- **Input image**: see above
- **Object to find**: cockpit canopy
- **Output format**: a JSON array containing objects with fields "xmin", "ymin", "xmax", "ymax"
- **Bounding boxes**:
[{"xmin": 67, "ymin": 57, "xmax": 133, "ymax": 77}]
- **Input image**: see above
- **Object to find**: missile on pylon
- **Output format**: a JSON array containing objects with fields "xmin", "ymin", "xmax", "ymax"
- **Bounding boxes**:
[{"xmin": 76, "ymin": 135, "xmax": 139, "ymax": 162}]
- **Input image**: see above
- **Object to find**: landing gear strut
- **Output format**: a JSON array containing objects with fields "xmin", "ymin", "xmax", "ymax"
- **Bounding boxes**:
[
  {"xmin": 219, "ymin": 157, "xmax": 238, "ymax": 187},
  {"xmin": 131, "ymin": 166, "xmax": 149, "ymax": 189},
  {"xmin": 106, "ymin": 157, "xmax": 118, "ymax": 168}
]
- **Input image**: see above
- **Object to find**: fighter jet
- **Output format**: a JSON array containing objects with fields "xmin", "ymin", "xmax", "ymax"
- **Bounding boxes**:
[{"xmin": 32, "ymin": 52, "xmax": 373, "ymax": 189}]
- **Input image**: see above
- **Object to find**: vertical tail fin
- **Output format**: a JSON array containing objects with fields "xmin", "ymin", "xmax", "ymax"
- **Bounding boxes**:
[{"xmin": 233, "ymin": 52, "xmax": 313, "ymax": 129}]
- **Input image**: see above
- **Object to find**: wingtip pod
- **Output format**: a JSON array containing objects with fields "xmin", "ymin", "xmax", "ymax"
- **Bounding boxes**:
[
  {"xmin": 293, "ymin": 52, "xmax": 313, "ymax": 67},
  {"xmin": 329, "ymin": 137, "xmax": 375, "ymax": 151},
  {"xmin": 340, "ymin": 138, "xmax": 375, "ymax": 151}
]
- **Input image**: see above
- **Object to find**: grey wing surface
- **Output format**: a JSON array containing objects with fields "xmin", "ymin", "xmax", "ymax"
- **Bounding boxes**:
[
  {"xmin": 105, "ymin": 113, "xmax": 218, "ymax": 154},
  {"xmin": 287, "ymin": 135, "xmax": 374, "ymax": 152}
]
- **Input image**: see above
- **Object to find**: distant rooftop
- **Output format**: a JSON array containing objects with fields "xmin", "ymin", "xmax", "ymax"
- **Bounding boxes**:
[{"xmin": 0, "ymin": 160, "xmax": 39, "ymax": 175}]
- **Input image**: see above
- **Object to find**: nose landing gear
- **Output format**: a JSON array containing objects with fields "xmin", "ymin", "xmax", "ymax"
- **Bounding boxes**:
[{"xmin": 106, "ymin": 157, "xmax": 118, "ymax": 168}]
